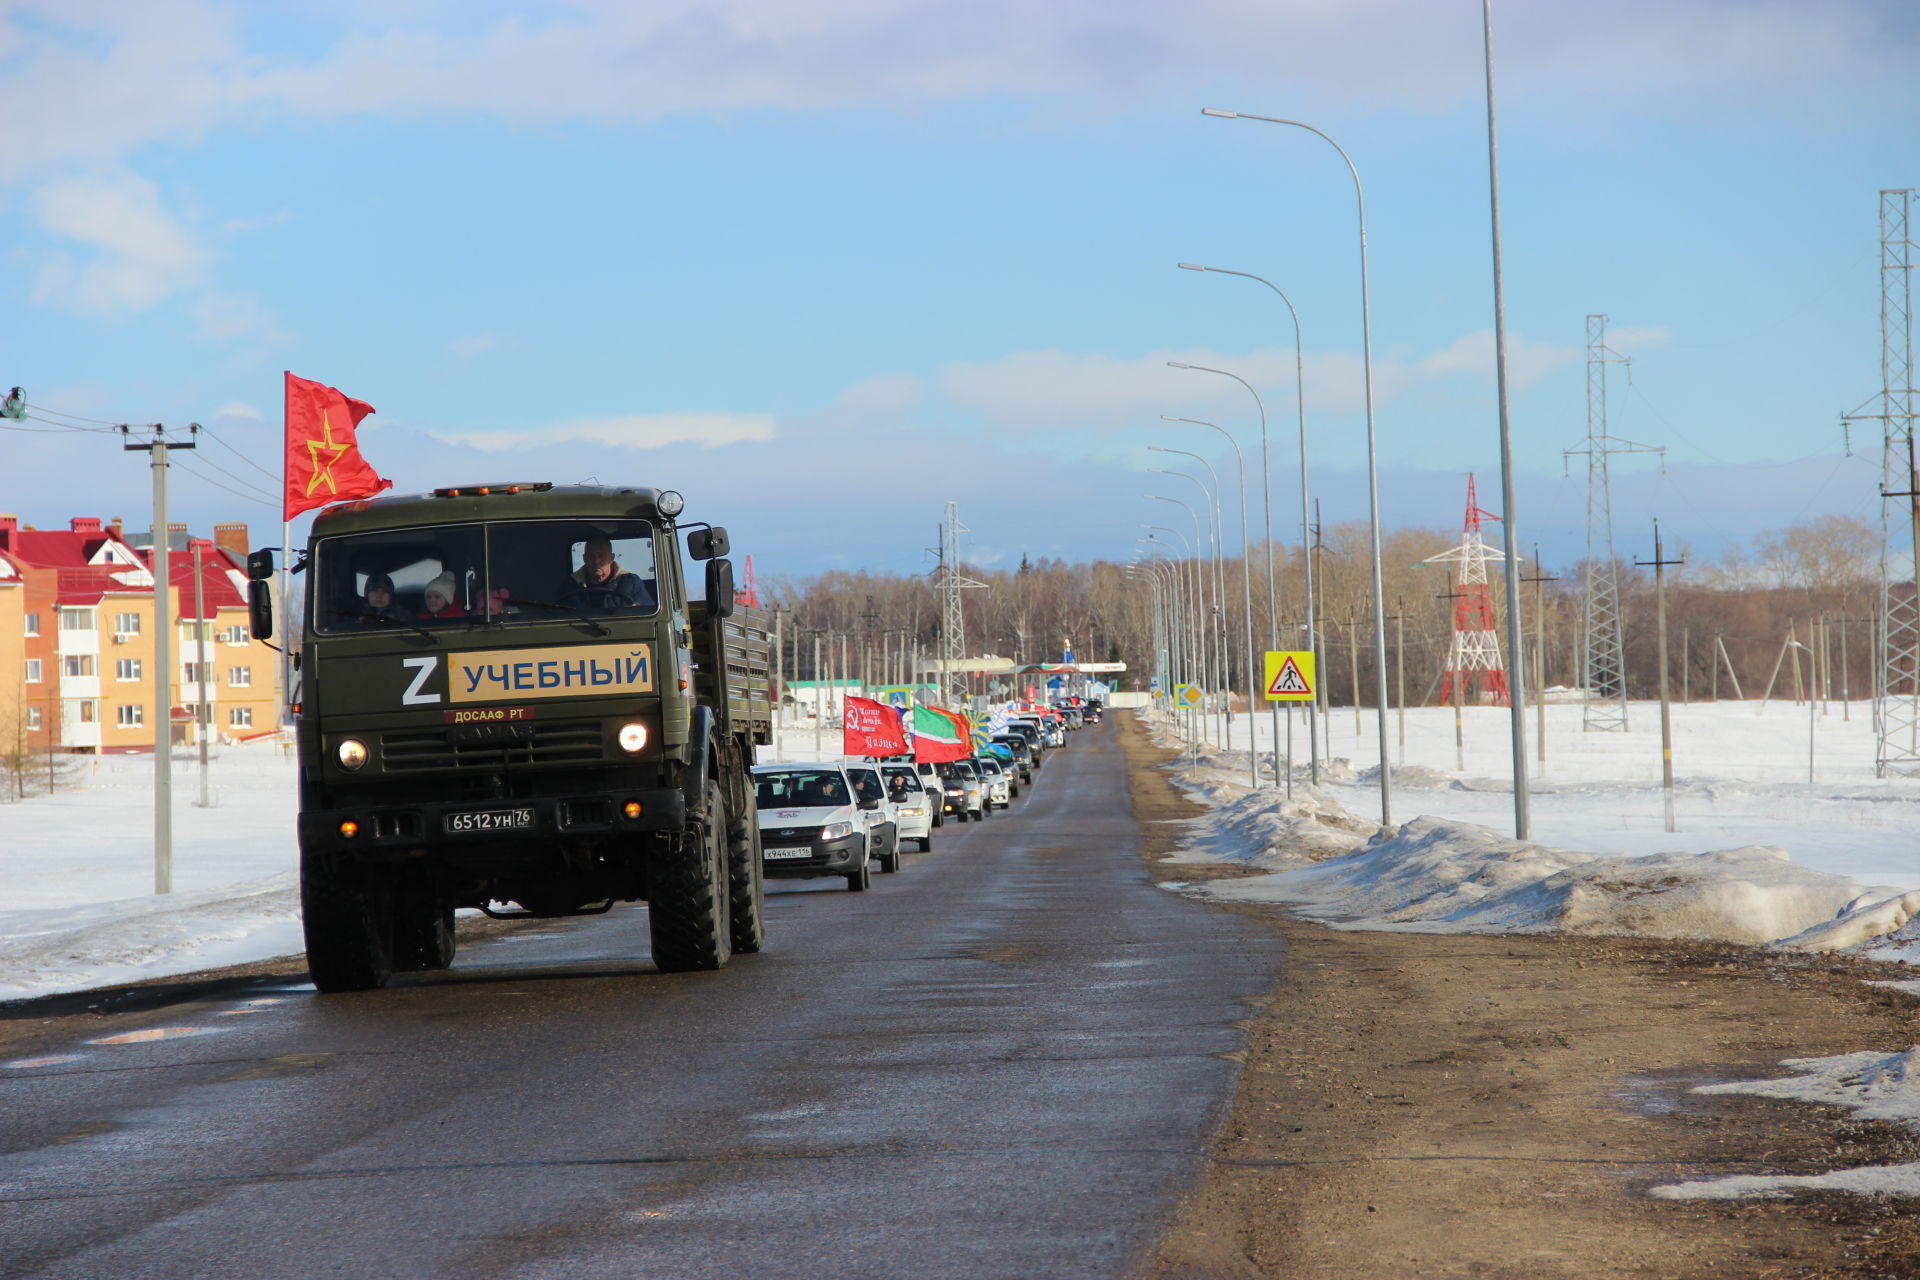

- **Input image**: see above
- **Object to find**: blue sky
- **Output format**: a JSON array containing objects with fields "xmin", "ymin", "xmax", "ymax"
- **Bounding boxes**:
[{"xmin": 4, "ymin": 1, "xmax": 1917, "ymax": 577}]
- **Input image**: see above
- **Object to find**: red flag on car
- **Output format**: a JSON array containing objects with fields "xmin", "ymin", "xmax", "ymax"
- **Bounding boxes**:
[
  {"xmin": 843, "ymin": 696, "xmax": 908, "ymax": 757},
  {"xmin": 284, "ymin": 371, "xmax": 391, "ymax": 521}
]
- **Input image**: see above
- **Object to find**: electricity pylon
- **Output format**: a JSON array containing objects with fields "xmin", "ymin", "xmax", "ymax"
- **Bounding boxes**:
[
  {"xmin": 1423, "ymin": 474, "xmax": 1510, "ymax": 705},
  {"xmin": 936, "ymin": 502, "xmax": 987, "ymax": 708},
  {"xmin": 1566, "ymin": 314, "xmax": 1662, "ymax": 732},
  {"xmin": 1844, "ymin": 190, "xmax": 1920, "ymax": 777}
]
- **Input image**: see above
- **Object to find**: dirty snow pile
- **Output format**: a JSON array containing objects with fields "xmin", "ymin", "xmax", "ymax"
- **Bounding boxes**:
[
  {"xmin": 1651, "ymin": 1047, "xmax": 1920, "ymax": 1200},
  {"xmin": 1149, "ymin": 707, "xmax": 1920, "ymax": 952}
]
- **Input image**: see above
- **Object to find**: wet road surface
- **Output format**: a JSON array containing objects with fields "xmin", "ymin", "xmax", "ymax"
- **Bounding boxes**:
[{"xmin": 0, "ymin": 718, "xmax": 1285, "ymax": 1279}]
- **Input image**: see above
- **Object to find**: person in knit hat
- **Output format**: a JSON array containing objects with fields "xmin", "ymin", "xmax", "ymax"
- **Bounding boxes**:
[{"xmin": 418, "ymin": 572, "xmax": 468, "ymax": 621}]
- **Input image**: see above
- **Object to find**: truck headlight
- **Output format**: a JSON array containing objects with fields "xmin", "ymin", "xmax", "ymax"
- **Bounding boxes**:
[
  {"xmin": 617, "ymin": 722, "xmax": 648, "ymax": 752},
  {"xmin": 337, "ymin": 738, "xmax": 368, "ymax": 770}
]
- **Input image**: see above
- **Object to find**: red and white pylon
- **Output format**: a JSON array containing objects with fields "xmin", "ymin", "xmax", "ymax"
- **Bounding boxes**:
[{"xmin": 1423, "ymin": 474, "xmax": 1511, "ymax": 706}]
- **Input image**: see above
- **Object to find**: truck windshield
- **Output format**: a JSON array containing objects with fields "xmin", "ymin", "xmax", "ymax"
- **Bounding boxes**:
[{"xmin": 314, "ymin": 519, "xmax": 658, "ymax": 634}]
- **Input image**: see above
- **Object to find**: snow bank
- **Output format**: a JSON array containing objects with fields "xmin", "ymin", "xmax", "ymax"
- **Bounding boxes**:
[
  {"xmin": 1194, "ymin": 814, "xmax": 1879, "ymax": 946},
  {"xmin": 1775, "ymin": 891, "xmax": 1920, "ymax": 954},
  {"xmin": 0, "ymin": 875, "xmax": 303, "ymax": 1001}
]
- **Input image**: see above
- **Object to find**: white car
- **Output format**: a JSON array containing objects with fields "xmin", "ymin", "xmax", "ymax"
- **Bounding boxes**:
[
  {"xmin": 973, "ymin": 756, "xmax": 1012, "ymax": 809},
  {"xmin": 881, "ymin": 763, "xmax": 936, "ymax": 851},
  {"xmin": 843, "ymin": 762, "xmax": 904, "ymax": 873},
  {"xmin": 751, "ymin": 763, "xmax": 875, "ymax": 891}
]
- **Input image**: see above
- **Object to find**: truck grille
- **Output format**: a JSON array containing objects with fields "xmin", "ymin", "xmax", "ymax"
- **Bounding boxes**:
[{"xmin": 379, "ymin": 723, "xmax": 605, "ymax": 772}]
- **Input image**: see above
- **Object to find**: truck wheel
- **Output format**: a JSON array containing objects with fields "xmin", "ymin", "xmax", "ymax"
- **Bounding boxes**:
[
  {"xmin": 845, "ymin": 846, "xmax": 871, "ymax": 891},
  {"xmin": 649, "ymin": 782, "xmax": 734, "ymax": 972},
  {"xmin": 393, "ymin": 899, "xmax": 455, "ymax": 972},
  {"xmin": 727, "ymin": 813, "xmax": 766, "ymax": 955},
  {"xmin": 301, "ymin": 862, "xmax": 395, "ymax": 993}
]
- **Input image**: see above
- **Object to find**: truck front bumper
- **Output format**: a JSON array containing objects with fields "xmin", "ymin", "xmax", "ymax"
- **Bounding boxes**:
[{"xmin": 299, "ymin": 786, "xmax": 689, "ymax": 862}]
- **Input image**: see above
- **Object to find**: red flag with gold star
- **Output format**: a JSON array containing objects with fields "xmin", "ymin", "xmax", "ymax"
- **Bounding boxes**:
[{"xmin": 283, "ymin": 371, "xmax": 391, "ymax": 521}]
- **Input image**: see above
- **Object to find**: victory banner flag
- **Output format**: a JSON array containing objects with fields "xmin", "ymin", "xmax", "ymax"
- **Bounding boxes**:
[
  {"xmin": 911, "ymin": 705, "xmax": 970, "ymax": 762},
  {"xmin": 843, "ymin": 695, "xmax": 908, "ymax": 757},
  {"xmin": 284, "ymin": 371, "xmax": 391, "ymax": 520}
]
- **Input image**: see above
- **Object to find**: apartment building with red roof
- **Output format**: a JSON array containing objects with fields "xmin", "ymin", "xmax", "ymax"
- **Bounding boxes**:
[{"xmin": 0, "ymin": 514, "xmax": 284, "ymax": 753}]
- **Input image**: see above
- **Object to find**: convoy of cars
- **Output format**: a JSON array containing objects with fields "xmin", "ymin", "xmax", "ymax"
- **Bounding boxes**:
[{"xmin": 751, "ymin": 697, "xmax": 1100, "ymax": 889}]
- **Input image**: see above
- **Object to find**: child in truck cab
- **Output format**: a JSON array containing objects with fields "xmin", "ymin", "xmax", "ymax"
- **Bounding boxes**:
[{"xmin": 418, "ymin": 573, "xmax": 469, "ymax": 621}]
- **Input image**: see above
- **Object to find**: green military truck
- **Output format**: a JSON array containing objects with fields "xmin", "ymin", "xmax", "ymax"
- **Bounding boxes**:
[{"xmin": 245, "ymin": 483, "xmax": 772, "ymax": 992}]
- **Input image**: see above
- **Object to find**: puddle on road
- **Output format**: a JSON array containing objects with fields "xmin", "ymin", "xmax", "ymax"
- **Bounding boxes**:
[
  {"xmin": 4, "ymin": 1054, "xmax": 84, "ymax": 1069},
  {"xmin": 87, "ymin": 1026, "xmax": 215, "ymax": 1046}
]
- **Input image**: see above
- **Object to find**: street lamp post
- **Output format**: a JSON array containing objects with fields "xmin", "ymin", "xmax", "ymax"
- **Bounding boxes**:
[
  {"xmin": 1174, "ymin": 264, "xmax": 1322, "ymax": 785},
  {"xmin": 1201, "ymin": 106, "xmax": 1392, "ymax": 826},
  {"xmin": 1168, "ymin": 360, "xmax": 1289, "ymax": 785},
  {"xmin": 1145, "ymin": 505, "xmax": 1212, "ymax": 746},
  {"xmin": 1159, "ymin": 417, "xmax": 1262, "ymax": 787},
  {"xmin": 1151, "ymin": 450, "xmax": 1241, "ymax": 779}
]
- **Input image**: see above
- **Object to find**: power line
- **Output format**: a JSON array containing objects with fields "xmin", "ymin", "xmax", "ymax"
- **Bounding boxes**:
[
  {"xmin": 195, "ymin": 423, "xmax": 280, "ymax": 481},
  {"xmin": 182, "ymin": 447, "xmax": 280, "ymax": 502},
  {"xmin": 172, "ymin": 457, "xmax": 278, "ymax": 510}
]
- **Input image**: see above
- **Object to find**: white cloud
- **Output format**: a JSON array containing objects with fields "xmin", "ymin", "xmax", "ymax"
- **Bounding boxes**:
[
  {"xmin": 432, "ymin": 411, "xmax": 776, "ymax": 453},
  {"xmin": 28, "ymin": 170, "xmax": 205, "ymax": 313},
  {"xmin": 0, "ymin": 2, "xmax": 1909, "ymax": 180},
  {"xmin": 213, "ymin": 401, "xmax": 263, "ymax": 420},
  {"xmin": 1600, "ymin": 325, "xmax": 1674, "ymax": 353},
  {"xmin": 1418, "ymin": 330, "xmax": 1579, "ymax": 389},
  {"xmin": 449, "ymin": 335, "xmax": 499, "ymax": 358},
  {"xmin": 195, "ymin": 292, "xmax": 288, "ymax": 346}
]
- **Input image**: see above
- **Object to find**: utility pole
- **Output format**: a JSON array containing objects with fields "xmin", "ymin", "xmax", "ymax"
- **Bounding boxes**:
[
  {"xmin": 1567, "ymin": 315, "xmax": 1662, "ymax": 733},
  {"xmin": 1522, "ymin": 548, "xmax": 1558, "ymax": 768},
  {"xmin": 1636, "ymin": 522, "xmax": 1684, "ymax": 833},
  {"xmin": 121, "ymin": 422, "xmax": 196, "ymax": 893},
  {"xmin": 193, "ymin": 538, "xmax": 211, "ymax": 808}
]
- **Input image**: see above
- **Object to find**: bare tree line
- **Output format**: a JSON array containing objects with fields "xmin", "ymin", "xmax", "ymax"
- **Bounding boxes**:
[{"xmin": 760, "ymin": 514, "xmax": 1884, "ymax": 707}]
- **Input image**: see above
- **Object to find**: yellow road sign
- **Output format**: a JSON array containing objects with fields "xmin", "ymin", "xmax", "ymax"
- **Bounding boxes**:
[
  {"xmin": 1173, "ymin": 683, "xmax": 1203, "ymax": 708},
  {"xmin": 1263, "ymin": 651, "xmax": 1315, "ymax": 701}
]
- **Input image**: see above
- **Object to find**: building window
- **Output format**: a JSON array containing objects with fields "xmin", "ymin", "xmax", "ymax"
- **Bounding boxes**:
[
  {"xmin": 26, "ymin": 707, "xmax": 41, "ymax": 730},
  {"xmin": 63, "ymin": 655, "xmax": 95, "ymax": 678},
  {"xmin": 227, "ymin": 666, "xmax": 251, "ymax": 687},
  {"xmin": 24, "ymin": 612, "xmax": 39, "ymax": 637},
  {"xmin": 116, "ymin": 658, "xmax": 143, "ymax": 681},
  {"xmin": 114, "ymin": 612, "xmax": 142, "ymax": 635},
  {"xmin": 59, "ymin": 607, "xmax": 94, "ymax": 631},
  {"xmin": 183, "ymin": 663, "xmax": 215, "ymax": 685},
  {"xmin": 26, "ymin": 658, "xmax": 42, "ymax": 683},
  {"xmin": 228, "ymin": 706, "xmax": 253, "ymax": 728},
  {"xmin": 117, "ymin": 704, "xmax": 144, "ymax": 727},
  {"xmin": 78, "ymin": 701, "xmax": 97, "ymax": 724},
  {"xmin": 224, "ymin": 623, "xmax": 250, "ymax": 644}
]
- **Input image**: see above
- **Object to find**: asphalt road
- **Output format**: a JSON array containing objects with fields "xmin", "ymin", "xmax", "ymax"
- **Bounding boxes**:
[{"xmin": 0, "ymin": 717, "xmax": 1285, "ymax": 1279}]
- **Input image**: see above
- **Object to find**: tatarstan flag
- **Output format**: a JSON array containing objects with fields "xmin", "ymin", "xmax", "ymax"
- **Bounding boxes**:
[
  {"xmin": 911, "ymin": 705, "xmax": 970, "ymax": 763},
  {"xmin": 284, "ymin": 371, "xmax": 391, "ymax": 521}
]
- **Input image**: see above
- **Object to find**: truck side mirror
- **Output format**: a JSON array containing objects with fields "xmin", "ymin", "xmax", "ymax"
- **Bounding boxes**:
[
  {"xmin": 687, "ymin": 526, "xmax": 730, "ymax": 561},
  {"xmin": 246, "ymin": 548, "xmax": 275, "ymax": 581},
  {"xmin": 248, "ymin": 579, "xmax": 274, "ymax": 642},
  {"xmin": 705, "ymin": 558, "xmax": 736, "ymax": 618}
]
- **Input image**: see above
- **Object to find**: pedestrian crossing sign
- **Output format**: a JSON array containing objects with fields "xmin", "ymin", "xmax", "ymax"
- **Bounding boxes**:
[{"xmin": 1263, "ymin": 651, "xmax": 1315, "ymax": 701}]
